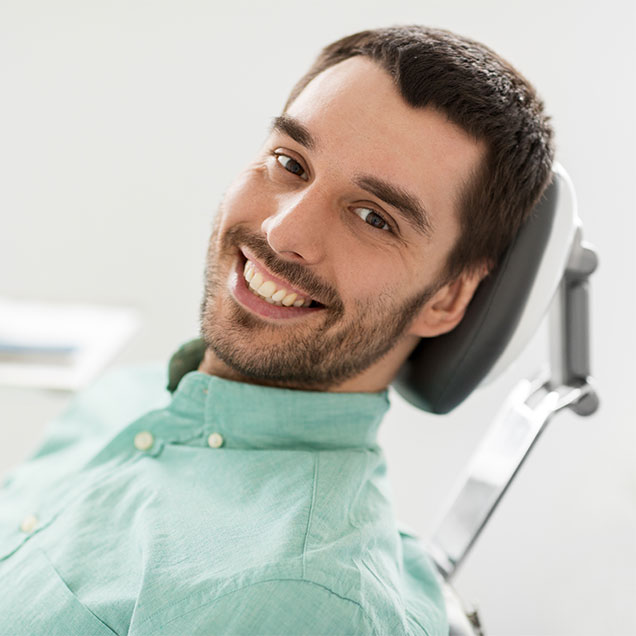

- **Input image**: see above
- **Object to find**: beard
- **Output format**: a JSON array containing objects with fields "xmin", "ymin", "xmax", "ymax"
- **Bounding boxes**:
[{"xmin": 199, "ymin": 215, "xmax": 441, "ymax": 391}]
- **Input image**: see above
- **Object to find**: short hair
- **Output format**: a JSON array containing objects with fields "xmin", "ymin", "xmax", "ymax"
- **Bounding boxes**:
[{"xmin": 285, "ymin": 25, "xmax": 555, "ymax": 283}]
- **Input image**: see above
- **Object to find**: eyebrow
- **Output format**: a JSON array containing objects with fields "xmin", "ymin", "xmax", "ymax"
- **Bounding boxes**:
[
  {"xmin": 271, "ymin": 114, "xmax": 316, "ymax": 150},
  {"xmin": 270, "ymin": 114, "xmax": 434, "ymax": 238}
]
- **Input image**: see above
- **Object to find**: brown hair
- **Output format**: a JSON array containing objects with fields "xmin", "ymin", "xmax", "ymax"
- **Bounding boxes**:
[{"xmin": 285, "ymin": 25, "xmax": 555, "ymax": 283}]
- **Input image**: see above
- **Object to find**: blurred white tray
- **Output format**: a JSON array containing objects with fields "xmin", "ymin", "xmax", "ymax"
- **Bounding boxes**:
[{"xmin": 0, "ymin": 297, "xmax": 139, "ymax": 390}]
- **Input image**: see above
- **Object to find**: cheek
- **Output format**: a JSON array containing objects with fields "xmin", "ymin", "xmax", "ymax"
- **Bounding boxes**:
[
  {"xmin": 337, "ymin": 257, "xmax": 402, "ymax": 306},
  {"xmin": 219, "ymin": 164, "xmax": 274, "ymax": 227}
]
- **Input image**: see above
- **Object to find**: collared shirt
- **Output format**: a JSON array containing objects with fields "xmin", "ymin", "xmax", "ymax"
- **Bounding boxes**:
[{"xmin": 0, "ymin": 341, "xmax": 447, "ymax": 635}]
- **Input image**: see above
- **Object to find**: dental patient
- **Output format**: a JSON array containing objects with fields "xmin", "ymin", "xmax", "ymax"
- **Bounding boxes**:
[{"xmin": 0, "ymin": 25, "xmax": 553, "ymax": 635}]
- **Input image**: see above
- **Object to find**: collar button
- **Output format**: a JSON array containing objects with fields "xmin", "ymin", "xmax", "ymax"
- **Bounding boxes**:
[
  {"xmin": 207, "ymin": 432, "xmax": 224, "ymax": 449},
  {"xmin": 134, "ymin": 431, "xmax": 155, "ymax": 451}
]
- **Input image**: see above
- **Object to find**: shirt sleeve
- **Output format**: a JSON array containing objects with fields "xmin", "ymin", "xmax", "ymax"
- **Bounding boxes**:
[{"xmin": 143, "ymin": 579, "xmax": 377, "ymax": 636}]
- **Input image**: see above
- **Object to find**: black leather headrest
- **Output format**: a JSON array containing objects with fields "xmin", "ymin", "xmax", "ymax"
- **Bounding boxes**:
[{"xmin": 392, "ymin": 175, "xmax": 560, "ymax": 414}]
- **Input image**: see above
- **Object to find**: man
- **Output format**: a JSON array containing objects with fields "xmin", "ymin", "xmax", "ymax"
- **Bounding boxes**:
[{"xmin": 0, "ymin": 26, "xmax": 553, "ymax": 635}]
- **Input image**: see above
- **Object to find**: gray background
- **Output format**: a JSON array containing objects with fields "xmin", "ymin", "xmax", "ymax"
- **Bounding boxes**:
[{"xmin": 1, "ymin": 1, "xmax": 635, "ymax": 634}]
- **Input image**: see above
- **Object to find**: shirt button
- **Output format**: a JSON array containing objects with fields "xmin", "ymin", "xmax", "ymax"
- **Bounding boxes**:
[
  {"xmin": 20, "ymin": 514, "xmax": 39, "ymax": 533},
  {"xmin": 207, "ymin": 432, "xmax": 224, "ymax": 448},
  {"xmin": 134, "ymin": 431, "xmax": 154, "ymax": 451}
]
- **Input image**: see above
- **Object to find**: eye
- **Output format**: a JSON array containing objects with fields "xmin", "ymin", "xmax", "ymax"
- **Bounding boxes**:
[
  {"xmin": 353, "ymin": 207, "xmax": 391, "ymax": 231},
  {"xmin": 275, "ymin": 152, "xmax": 309, "ymax": 181}
]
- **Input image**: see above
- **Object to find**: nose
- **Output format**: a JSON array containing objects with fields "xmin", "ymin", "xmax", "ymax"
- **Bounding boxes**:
[{"xmin": 260, "ymin": 188, "xmax": 329, "ymax": 264}]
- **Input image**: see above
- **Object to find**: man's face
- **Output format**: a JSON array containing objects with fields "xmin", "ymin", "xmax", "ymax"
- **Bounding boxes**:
[{"xmin": 200, "ymin": 57, "xmax": 484, "ymax": 391}]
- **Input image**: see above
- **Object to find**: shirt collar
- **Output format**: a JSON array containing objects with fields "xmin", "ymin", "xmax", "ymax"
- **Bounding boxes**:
[{"xmin": 164, "ymin": 339, "xmax": 390, "ymax": 450}]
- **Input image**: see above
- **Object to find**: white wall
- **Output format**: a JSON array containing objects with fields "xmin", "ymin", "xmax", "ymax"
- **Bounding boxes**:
[{"xmin": 1, "ymin": 1, "xmax": 634, "ymax": 634}]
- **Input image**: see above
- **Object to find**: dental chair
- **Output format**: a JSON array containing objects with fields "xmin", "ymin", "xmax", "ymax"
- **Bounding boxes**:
[{"xmin": 393, "ymin": 163, "xmax": 599, "ymax": 635}]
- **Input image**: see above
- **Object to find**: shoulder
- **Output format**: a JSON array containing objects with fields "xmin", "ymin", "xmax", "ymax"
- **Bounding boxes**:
[
  {"xmin": 6, "ymin": 364, "xmax": 170, "ymax": 487},
  {"xmin": 52, "ymin": 363, "xmax": 171, "ymax": 440},
  {"xmin": 71, "ymin": 363, "xmax": 171, "ymax": 420}
]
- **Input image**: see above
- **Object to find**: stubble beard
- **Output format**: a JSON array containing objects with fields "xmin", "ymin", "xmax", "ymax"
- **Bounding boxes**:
[{"xmin": 199, "ymin": 216, "xmax": 441, "ymax": 391}]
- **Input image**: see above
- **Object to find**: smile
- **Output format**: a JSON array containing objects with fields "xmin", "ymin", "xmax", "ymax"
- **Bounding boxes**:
[
  {"xmin": 244, "ymin": 260, "xmax": 314, "ymax": 307},
  {"xmin": 228, "ymin": 248, "xmax": 325, "ymax": 320}
]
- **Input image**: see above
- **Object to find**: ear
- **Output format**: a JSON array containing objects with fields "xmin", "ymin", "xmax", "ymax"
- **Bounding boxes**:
[{"xmin": 408, "ymin": 264, "xmax": 490, "ymax": 338}]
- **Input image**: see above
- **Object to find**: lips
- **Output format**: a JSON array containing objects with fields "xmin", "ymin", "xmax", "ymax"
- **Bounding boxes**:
[
  {"xmin": 229, "ymin": 250, "xmax": 325, "ymax": 320},
  {"xmin": 239, "ymin": 247, "xmax": 324, "ymax": 307}
]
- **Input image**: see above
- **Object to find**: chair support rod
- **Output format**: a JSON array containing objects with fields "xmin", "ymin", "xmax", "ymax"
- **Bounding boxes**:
[
  {"xmin": 429, "ymin": 377, "xmax": 592, "ymax": 581},
  {"xmin": 430, "ymin": 228, "xmax": 599, "ymax": 580}
]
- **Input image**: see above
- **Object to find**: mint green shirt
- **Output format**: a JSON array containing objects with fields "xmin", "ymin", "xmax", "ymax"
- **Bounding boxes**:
[{"xmin": 0, "ymin": 343, "xmax": 447, "ymax": 635}]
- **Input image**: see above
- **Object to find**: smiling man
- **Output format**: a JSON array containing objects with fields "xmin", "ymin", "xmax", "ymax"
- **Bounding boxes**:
[
  {"xmin": 198, "ymin": 55, "xmax": 487, "ymax": 395},
  {"xmin": 0, "ymin": 26, "xmax": 553, "ymax": 636}
]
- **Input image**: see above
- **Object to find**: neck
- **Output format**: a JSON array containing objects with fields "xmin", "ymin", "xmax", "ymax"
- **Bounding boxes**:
[{"xmin": 197, "ymin": 334, "xmax": 419, "ymax": 394}]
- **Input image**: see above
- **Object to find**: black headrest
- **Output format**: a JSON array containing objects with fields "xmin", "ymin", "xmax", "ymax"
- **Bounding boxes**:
[{"xmin": 392, "ymin": 175, "xmax": 560, "ymax": 414}]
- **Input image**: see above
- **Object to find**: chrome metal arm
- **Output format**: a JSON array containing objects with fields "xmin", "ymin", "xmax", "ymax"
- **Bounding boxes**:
[{"xmin": 430, "ymin": 231, "xmax": 599, "ymax": 581}]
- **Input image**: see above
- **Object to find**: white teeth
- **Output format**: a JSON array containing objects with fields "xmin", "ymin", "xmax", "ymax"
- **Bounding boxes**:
[
  {"xmin": 257, "ymin": 280, "xmax": 277, "ymax": 298},
  {"xmin": 243, "ymin": 258, "xmax": 317, "ymax": 308},
  {"xmin": 249, "ymin": 272, "xmax": 263, "ymax": 291}
]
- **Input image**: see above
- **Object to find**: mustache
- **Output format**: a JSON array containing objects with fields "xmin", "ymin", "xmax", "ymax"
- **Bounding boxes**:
[{"xmin": 221, "ymin": 225, "xmax": 343, "ymax": 311}]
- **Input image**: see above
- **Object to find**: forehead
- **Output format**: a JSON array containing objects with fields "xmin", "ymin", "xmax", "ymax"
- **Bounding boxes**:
[{"xmin": 285, "ymin": 56, "xmax": 485, "ymax": 237}]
